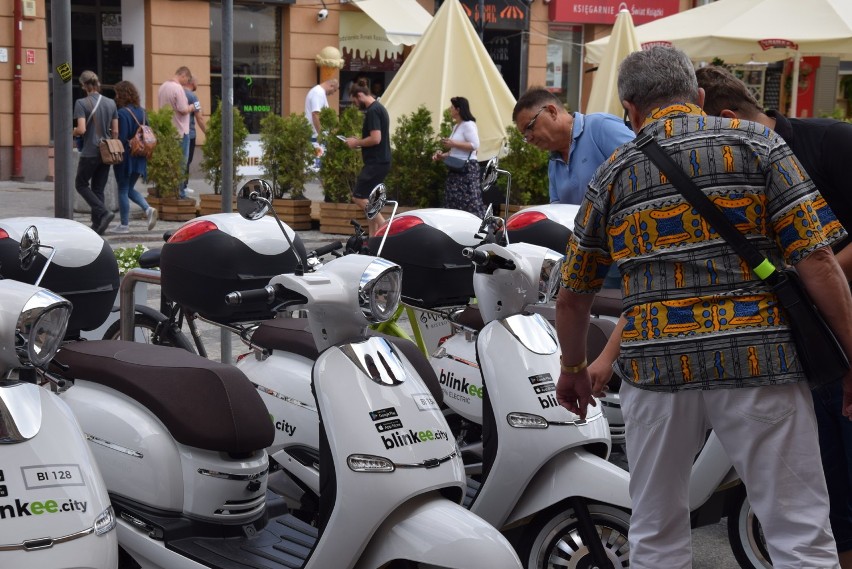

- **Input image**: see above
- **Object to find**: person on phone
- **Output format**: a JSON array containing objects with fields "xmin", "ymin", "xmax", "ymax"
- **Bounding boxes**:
[
  {"xmin": 556, "ymin": 46, "xmax": 851, "ymax": 568},
  {"xmin": 158, "ymin": 66, "xmax": 194, "ymax": 199},
  {"xmin": 72, "ymin": 70, "xmax": 118, "ymax": 235},
  {"xmin": 344, "ymin": 81, "xmax": 390, "ymax": 236},
  {"xmin": 184, "ymin": 76, "xmax": 206, "ymax": 195},
  {"xmin": 432, "ymin": 97, "xmax": 485, "ymax": 217}
]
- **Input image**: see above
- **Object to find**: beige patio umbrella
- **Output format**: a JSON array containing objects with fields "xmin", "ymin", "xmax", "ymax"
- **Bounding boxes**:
[
  {"xmin": 585, "ymin": 9, "xmax": 641, "ymax": 116},
  {"xmin": 585, "ymin": 0, "xmax": 852, "ymax": 117},
  {"xmin": 379, "ymin": 0, "xmax": 515, "ymax": 159}
]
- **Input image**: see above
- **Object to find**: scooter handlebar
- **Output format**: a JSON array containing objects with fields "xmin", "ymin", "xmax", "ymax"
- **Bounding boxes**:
[
  {"xmin": 310, "ymin": 241, "xmax": 343, "ymax": 258},
  {"xmin": 462, "ymin": 247, "xmax": 516, "ymax": 271},
  {"xmin": 225, "ymin": 285, "xmax": 279, "ymax": 305}
]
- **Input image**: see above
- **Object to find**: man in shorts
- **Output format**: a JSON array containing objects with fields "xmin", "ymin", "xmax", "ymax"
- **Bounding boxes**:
[{"xmin": 345, "ymin": 82, "xmax": 390, "ymax": 236}]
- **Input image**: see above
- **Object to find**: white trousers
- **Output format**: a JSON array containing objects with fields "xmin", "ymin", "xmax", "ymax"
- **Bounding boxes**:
[{"xmin": 621, "ymin": 381, "xmax": 839, "ymax": 569}]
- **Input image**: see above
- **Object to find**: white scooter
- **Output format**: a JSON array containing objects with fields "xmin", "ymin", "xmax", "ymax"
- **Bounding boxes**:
[
  {"xmin": 0, "ymin": 232, "xmax": 117, "ymax": 568},
  {"xmin": 49, "ymin": 182, "xmax": 522, "ymax": 569}
]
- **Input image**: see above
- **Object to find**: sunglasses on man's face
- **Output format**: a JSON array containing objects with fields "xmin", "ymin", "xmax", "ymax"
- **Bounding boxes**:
[{"xmin": 523, "ymin": 106, "xmax": 547, "ymax": 141}]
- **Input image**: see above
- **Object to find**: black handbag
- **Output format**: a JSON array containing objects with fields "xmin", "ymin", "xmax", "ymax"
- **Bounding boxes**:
[
  {"xmin": 444, "ymin": 152, "xmax": 471, "ymax": 173},
  {"xmin": 635, "ymin": 133, "xmax": 849, "ymax": 388}
]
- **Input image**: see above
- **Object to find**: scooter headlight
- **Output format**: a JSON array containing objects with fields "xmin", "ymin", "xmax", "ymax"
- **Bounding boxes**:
[
  {"xmin": 538, "ymin": 251, "xmax": 564, "ymax": 303},
  {"xmin": 347, "ymin": 454, "xmax": 395, "ymax": 473},
  {"xmin": 94, "ymin": 505, "xmax": 116, "ymax": 536},
  {"xmin": 359, "ymin": 259, "xmax": 402, "ymax": 324},
  {"xmin": 16, "ymin": 290, "xmax": 71, "ymax": 368}
]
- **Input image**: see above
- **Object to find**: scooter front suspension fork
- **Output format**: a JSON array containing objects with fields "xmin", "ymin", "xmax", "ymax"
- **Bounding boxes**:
[{"xmin": 568, "ymin": 496, "xmax": 615, "ymax": 569}]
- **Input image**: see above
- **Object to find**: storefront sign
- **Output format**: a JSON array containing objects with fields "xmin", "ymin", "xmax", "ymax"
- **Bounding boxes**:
[
  {"xmin": 456, "ymin": 0, "xmax": 529, "ymax": 32},
  {"xmin": 549, "ymin": 0, "xmax": 680, "ymax": 25},
  {"xmin": 339, "ymin": 12, "xmax": 405, "ymax": 72}
]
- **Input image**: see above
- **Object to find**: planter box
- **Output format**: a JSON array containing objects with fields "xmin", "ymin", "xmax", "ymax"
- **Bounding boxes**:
[
  {"xmin": 198, "ymin": 193, "xmax": 237, "ymax": 216},
  {"xmin": 148, "ymin": 196, "xmax": 197, "ymax": 222},
  {"xmin": 319, "ymin": 202, "xmax": 415, "ymax": 235},
  {"xmin": 272, "ymin": 198, "xmax": 312, "ymax": 231}
]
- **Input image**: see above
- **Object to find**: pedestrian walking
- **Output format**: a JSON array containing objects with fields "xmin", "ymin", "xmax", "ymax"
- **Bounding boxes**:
[
  {"xmin": 72, "ymin": 70, "xmax": 117, "ymax": 235},
  {"xmin": 433, "ymin": 96, "xmax": 485, "ymax": 217},
  {"xmin": 184, "ymin": 76, "xmax": 206, "ymax": 195},
  {"xmin": 158, "ymin": 66, "xmax": 194, "ymax": 199}
]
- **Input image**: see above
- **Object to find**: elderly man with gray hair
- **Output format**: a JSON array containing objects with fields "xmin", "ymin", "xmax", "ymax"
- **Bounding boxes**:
[{"xmin": 554, "ymin": 46, "xmax": 852, "ymax": 568}]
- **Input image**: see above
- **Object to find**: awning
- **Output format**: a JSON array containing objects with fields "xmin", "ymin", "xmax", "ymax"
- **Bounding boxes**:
[{"xmin": 349, "ymin": 0, "xmax": 433, "ymax": 46}]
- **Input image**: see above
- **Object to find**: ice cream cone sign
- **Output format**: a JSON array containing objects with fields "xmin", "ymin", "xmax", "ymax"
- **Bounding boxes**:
[{"xmin": 316, "ymin": 46, "xmax": 344, "ymax": 83}]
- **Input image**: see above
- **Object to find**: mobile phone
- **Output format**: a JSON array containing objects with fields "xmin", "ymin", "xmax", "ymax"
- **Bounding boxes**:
[{"xmin": 336, "ymin": 135, "xmax": 348, "ymax": 142}]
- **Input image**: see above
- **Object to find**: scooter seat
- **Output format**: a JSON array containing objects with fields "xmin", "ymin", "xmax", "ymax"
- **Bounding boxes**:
[
  {"xmin": 251, "ymin": 318, "xmax": 444, "ymax": 404},
  {"xmin": 55, "ymin": 340, "xmax": 274, "ymax": 453}
]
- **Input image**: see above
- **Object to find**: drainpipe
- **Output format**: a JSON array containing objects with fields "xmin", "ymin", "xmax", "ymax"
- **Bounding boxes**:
[{"xmin": 12, "ymin": 0, "xmax": 23, "ymax": 180}]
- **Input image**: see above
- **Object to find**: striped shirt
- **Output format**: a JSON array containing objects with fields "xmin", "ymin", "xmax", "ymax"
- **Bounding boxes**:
[{"xmin": 562, "ymin": 103, "xmax": 845, "ymax": 391}]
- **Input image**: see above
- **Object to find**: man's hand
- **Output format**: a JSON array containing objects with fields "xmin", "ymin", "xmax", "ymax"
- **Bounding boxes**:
[
  {"xmin": 556, "ymin": 369, "xmax": 596, "ymax": 420},
  {"xmin": 588, "ymin": 357, "xmax": 613, "ymax": 398}
]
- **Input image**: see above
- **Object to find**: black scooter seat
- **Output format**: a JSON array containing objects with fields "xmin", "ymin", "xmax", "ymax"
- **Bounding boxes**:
[
  {"xmin": 251, "ymin": 318, "xmax": 444, "ymax": 404},
  {"xmin": 55, "ymin": 340, "xmax": 274, "ymax": 453}
]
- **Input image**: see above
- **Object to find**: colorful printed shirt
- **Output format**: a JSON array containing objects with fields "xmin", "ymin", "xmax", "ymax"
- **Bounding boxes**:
[{"xmin": 562, "ymin": 103, "xmax": 845, "ymax": 391}]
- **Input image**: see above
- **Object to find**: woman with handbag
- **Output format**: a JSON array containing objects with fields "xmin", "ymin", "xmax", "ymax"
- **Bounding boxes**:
[
  {"xmin": 433, "ymin": 97, "xmax": 485, "ymax": 217},
  {"xmin": 72, "ymin": 70, "xmax": 117, "ymax": 235},
  {"xmin": 111, "ymin": 81, "xmax": 157, "ymax": 234}
]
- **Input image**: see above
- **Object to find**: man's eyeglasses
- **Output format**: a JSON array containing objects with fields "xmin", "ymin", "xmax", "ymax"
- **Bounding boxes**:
[{"xmin": 523, "ymin": 106, "xmax": 547, "ymax": 141}]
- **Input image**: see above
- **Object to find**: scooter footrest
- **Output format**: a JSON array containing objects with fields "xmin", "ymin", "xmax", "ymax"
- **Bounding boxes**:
[{"xmin": 464, "ymin": 476, "xmax": 482, "ymax": 509}]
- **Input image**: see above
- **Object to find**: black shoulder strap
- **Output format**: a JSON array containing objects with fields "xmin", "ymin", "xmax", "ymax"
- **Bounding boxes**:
[{"xmin": 634, "ymin": 132, "xmax": 777, "ymax": 281}]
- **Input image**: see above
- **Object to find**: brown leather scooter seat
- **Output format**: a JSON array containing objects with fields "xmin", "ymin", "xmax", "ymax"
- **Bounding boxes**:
[
  {"xmin": 55, "ymin": 340, "xmax": 274, "ymax": 454},
  {"xmin": 250, "ymin": 318, "xmax": 444, "ymax": 404}
]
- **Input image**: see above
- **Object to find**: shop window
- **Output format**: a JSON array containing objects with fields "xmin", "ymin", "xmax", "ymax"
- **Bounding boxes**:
[
  {"xmin": 210, "ymin": 2, "xmax": 282, "ymax": 134},
  {"xmin": 546, "ymin": 25, "xmax": 582, "ymax": 112}
]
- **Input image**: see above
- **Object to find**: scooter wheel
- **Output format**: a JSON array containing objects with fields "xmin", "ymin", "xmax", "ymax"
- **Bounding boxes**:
[
  {"xmin": 103, "ymin": 312, "xmax": 196, "ymax": 353},
  {"xmin": 726, "ymin": 487, "xmax": 771, "ymax": 568},
  {"xmin": 520, "ymin": 503, "xmax": 630, "ymax": 569}
]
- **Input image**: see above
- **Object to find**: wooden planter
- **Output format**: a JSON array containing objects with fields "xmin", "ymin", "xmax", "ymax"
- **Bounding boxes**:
[
  {"xmin": 198, "ymin": 193, "xmax": 237, "ymax": 216},
  {"xmin": 272, "ymin": 198, "xmax": 312, "ymax": 231},
  {"xmin": 319, "ymin": 202, "xmax": 415, "ymax": 235},
  {"xmin": 147, "ymin": 196, "xmax": 197, "ymax": 222}
]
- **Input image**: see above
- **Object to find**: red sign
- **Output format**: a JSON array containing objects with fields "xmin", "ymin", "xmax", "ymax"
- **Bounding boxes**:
[
  {"xmin": 549, "ymin": 0, "xmax": 680, "ymax": 26},
  {"xmin": 758, "ymin": 39, "xmax": 799, "ymax": 51},
  {"xmin": 457, "ymin": 0, "xmax": 528, "ymax": 31},
  {"xmin": 25, "ymin": 49, "xmax": 35, "ymax": 64}
]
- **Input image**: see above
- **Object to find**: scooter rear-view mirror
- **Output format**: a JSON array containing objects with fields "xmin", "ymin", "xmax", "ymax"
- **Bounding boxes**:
[{"xmin": 237, "ymin": 178, "xmax": 274, "ymax": 220}]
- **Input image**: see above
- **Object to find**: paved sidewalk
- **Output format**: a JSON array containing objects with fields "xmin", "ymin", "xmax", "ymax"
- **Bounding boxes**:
[{"xmin": 0, "ymin": 177, "xmax": 344, "ymax": 251}]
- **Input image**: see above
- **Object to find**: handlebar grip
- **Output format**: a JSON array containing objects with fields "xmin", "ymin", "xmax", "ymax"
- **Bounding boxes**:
[
  {"xmin": 225, "ymin": 285, "xmax": 277, "ymax": 305},
  {"xmin": 462, "ymin": 247, "xmax": 489, "ymax": 265},
  {"xmin": 311, "ymin": 241, "xmax": 343, "ymax": 257}
]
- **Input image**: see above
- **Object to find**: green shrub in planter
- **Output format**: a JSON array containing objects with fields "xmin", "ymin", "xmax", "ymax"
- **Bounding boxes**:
[
  {"xmin": 200, "ymin": 100, "xmax": 250, "ymax": 195},
  {"xmin": 259, "ymin": 113, "xmax": 314, "ymax": 199},
  {"xmin": 385, "ymin": 106, "xmax": 444, "ymax": 208},
  {"xmin": 318, "ymin": 106, "xmax": 363, "ymax": 203},
  {"xmin": 496, "ymin": 125, "xmax": 549, "ymax": 206},
  {"xmin": 147, "ymin": 107, "xmax": 185, "ymax": 198},
  {"xmin": 114, "ymin": 244, "xmax": 147, "ymax": 276}
]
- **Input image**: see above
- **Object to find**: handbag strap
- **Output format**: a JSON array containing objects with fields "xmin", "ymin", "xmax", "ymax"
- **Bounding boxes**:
[
  {"xmin": 129, "ymin": 106, "xmax": 145, "ymax": 128},
  {"xmin": 634, "ymin": 132, "xmax": 777, "ymax": 281}
]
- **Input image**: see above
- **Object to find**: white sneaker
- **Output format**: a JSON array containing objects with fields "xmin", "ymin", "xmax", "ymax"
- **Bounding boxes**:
[
  {"xmin": 146, "ymin": 207, "xmax": 158, "ymax": 231},
  {"xmin": 111, "ymin": 224, "xmax": 130, "ymax": 234},
  {"xmin": 184, "ymin": 188, "xmax": 195, "ymax": 195}
]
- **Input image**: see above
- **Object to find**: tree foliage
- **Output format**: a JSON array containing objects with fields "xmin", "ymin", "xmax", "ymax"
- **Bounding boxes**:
[
  {"xmin": 318, "ymin": 106, "xmax": 363, "ymax": 203},
  {"xmin": 200, "ymin": 100, "xmax": 250, "ymax": 195},
  {"xmin": 385, "ymin": 105, "xmax": 445, "ymax": 207},
  {"xmin": 146, "ymin": 107, "xmax": 184, "ymax": 199},
  {"xmin": 259, "ymin": 113, "xmax": 314, "ymax": 199},
  {"xmin": 497, "ymin": 125, "xmax": 550, "ymax": 205}
]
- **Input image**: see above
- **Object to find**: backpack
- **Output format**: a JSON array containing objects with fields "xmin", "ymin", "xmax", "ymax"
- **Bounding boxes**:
[{"xmin": 128, "ymin": 108, "xmax": 157, "ymax": 159}]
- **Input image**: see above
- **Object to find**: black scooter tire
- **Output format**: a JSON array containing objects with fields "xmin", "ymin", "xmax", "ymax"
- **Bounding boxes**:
[
  {"xmin": 102, "ymin": 312, "xmax": 196, "ymax": 354},
  {"xmin": 727, "ymin": 487, "xmax": 772, "ymax": 568}
]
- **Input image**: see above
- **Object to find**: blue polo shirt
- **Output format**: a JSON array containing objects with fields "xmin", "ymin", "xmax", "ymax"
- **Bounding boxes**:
[{"xmin": 548, "ymin": 112, "xmax": 634, "ymax": 204}]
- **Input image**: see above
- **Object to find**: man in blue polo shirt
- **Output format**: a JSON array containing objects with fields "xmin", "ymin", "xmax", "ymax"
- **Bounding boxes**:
[{"xmin": 513, "ymin": 87, "xmax": 634, "ymax": 205}]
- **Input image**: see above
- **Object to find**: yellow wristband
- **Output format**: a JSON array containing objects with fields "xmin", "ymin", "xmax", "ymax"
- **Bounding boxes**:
[{"xmin": 560, "ymin": 356, "xmax": 588, "ymax": 373}]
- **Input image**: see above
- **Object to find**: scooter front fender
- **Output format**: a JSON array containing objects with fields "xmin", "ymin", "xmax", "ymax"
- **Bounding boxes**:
[
  {"xmin": 505, "ymin": 448, "xmax": 632, "ymax": 526},
  {"xmin": 356, "ymin": 493, "xmax": 522, "ymax": 569}
]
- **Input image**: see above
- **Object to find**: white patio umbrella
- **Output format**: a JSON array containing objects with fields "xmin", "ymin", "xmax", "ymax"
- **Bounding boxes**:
[
  {"xmin": 585, "ymin": 9, "xmax": 641, "ymax": 116},
  {"xmin": 585, "ymin": 0, "xmax": 852, "ymax": 117}
]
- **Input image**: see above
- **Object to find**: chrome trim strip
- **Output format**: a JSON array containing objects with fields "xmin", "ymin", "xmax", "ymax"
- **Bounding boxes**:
[
  {"xmin": 0, "ymin": 525, "xmax": 95, "ymax": 551},
  {"xmin": 253, "ymin": 382, "xmax": 316, "ymax": 412},
  {"xmin": 197, "ymin": 467, "xmax": 268, "ymax": 481},
  {"xmin": 86, "ymin": 434, "xmax": 143, "ymax": 458},
  {"xmin": 393, "ymin": 450, "xmax": 458, "ymax": 469},
  {"xmin": 547, "ymin": 412, "xmax": 606, "ymax": 427},
  {"xmin": 0, "ymin": 382, "xmax": 42, "ymax": 443}
]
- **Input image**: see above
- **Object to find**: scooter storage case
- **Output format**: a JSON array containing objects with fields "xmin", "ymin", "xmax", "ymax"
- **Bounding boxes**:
[
  {"xmin": 369, "ymin": 209, "xmax": 481, "ymax": 308},
  {"xmin": 0, "ymin": 217, "xmax": 119, "ymax": 335},
  {"xmin": 160, "ymin": 213, "xmax": 307, "ymax": 323}
]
